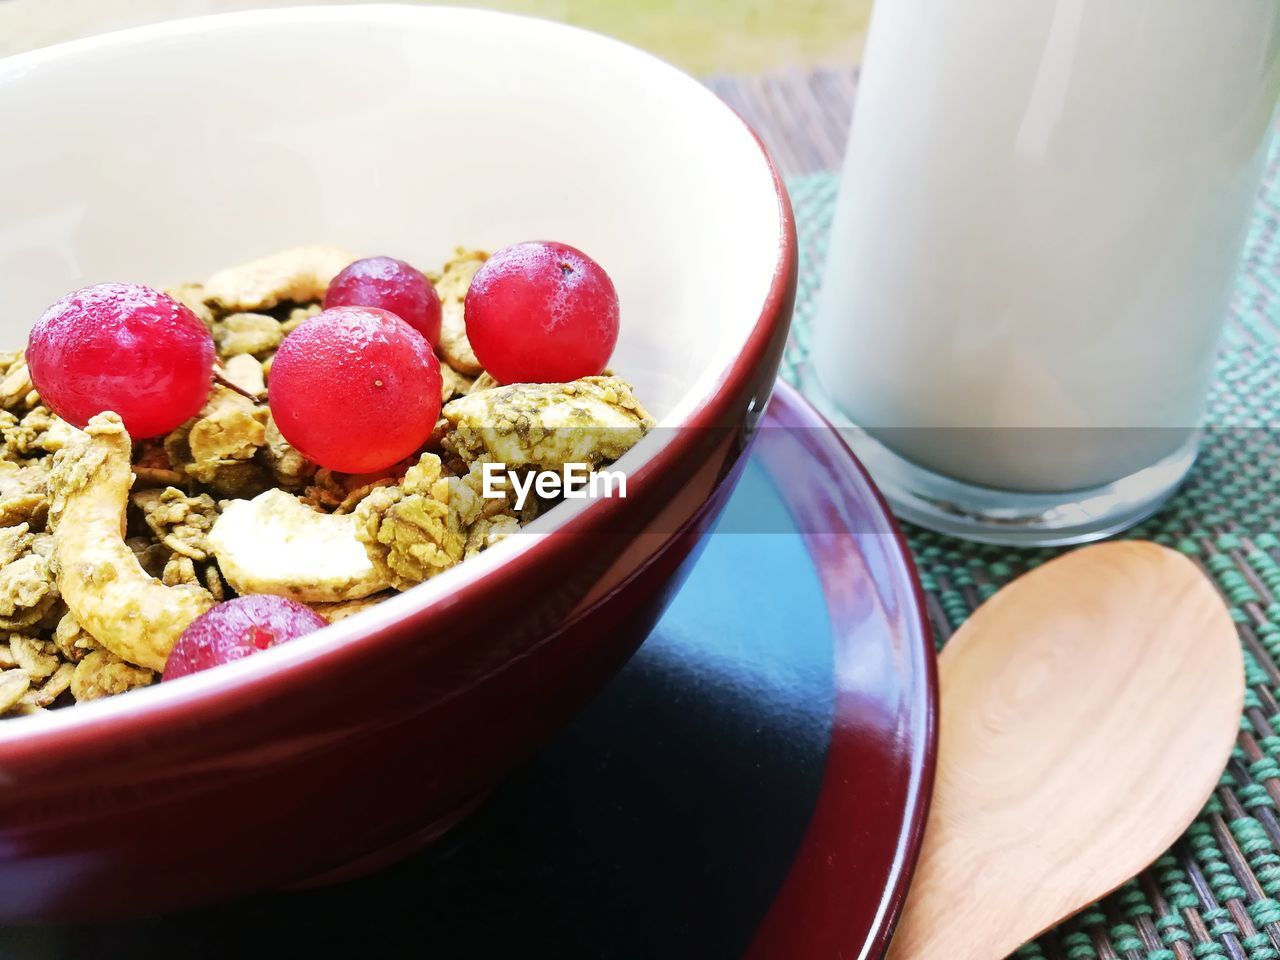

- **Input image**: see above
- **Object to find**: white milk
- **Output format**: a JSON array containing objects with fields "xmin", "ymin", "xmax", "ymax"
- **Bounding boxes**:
[{"xmin": 815, "ymin": 0, "xmax": 1280, "ymax": 493}]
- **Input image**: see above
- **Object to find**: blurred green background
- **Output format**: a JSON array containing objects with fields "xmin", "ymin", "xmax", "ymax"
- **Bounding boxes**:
[{"xmin": 0, "ymin": 0, "xmax": 873, "ymax": 71}]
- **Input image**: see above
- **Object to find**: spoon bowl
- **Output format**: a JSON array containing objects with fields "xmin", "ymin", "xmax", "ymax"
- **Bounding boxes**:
[{"xmin": 888, "ymin": 540, "xmax": 1243, "ymax": 959}]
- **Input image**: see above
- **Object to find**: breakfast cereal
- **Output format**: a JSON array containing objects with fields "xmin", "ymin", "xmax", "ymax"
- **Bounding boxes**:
[{"xmin": 0, "ymin": 244, "xmax": 649, "ymax": 714}]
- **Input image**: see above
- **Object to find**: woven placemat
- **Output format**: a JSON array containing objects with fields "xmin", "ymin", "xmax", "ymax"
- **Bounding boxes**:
[{"xmin": 775, "ymin": 139, "xmax": 1280, "ymax": 960}]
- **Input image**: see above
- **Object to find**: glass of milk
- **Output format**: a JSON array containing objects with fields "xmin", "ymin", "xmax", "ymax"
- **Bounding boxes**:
[{"xmin": 806, "ymin": 0, "xmax": 1280, "ymax": 545}]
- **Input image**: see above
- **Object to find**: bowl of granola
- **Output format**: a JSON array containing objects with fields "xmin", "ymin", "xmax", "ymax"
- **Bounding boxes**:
[{"xmin": 0, "ymin": 5, "xmax": 794, "ymax": 920}]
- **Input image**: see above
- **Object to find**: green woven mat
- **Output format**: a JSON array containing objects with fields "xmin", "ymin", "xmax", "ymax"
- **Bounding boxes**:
[{"xmin": 780, "ymin": 168, "xmax": 1280, "ymax": 960}]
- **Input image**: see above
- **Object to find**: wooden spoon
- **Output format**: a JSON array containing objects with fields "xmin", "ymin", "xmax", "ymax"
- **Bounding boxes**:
[{"xmin": 887, "ymin": 541, "xmax": 1243, "ymax": 960}]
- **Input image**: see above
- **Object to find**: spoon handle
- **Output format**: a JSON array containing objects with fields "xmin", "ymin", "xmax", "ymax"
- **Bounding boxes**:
[{"xmin": 883, "ymin": 809, "xmax": 1014, "ymax": 960}]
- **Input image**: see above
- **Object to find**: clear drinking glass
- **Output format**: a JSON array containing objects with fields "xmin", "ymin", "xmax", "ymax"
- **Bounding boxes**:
[{"xmin": 805, "ymin": 0, "xmax": 1280, "ymax": 545}]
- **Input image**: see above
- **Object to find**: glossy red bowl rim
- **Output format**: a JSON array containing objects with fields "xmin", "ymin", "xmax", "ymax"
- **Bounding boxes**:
[
  {"xmin": 746, "ymin": 381, "xmax": 938, "ymax": 960},
  {"xmin": 0, "ymin": 12, "xmax": 798, "ymax": 755}
]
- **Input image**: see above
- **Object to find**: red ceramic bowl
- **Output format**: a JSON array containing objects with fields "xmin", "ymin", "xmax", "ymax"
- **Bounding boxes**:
[{"xmin": 0, "ymin": 8, "xmax": 795, "ymax": 921}]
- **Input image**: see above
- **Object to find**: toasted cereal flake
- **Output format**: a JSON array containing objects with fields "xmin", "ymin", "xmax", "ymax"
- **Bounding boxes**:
[
  {"xmin": 164, "ymin": 283, "xmax": 215, "ymax": 328},
  {"xmin": 203, "ymin": 562, "xmax": 226, "ymax": 602},
  {"xmin": 162, "ymin": 554, "xmax": 199, "ymax": 587},
  {"xmin": 441, "ymin": 376, "xmax": 654, "ymax": 472},
  {"xmin": 220, "ymin": 354, "xmax": 267, "ymax": 397},
  {"xmin": 259, "ymin": 414, "xmax": 317, "ymax": 490},
  {"xmin": 463, "ymin": 513, "xmax": 520, "ymax": 559},
  {"xmin": 9, "ymin": 634, "xmax": 59, "ymax": 681},
  {"xmin": 301, "ymin": 468, "xmax": 349, "ymax": 512},
  {"xmin": 1, "ymin": 406, "xmax": 78, "ymax": 458},
  {"xmin": 467, "ymin": 371, "xmax": 500, "ymax": 395},
  {"xmin": 132, "ymin": 487, "xmax": 219, "ymax": 561},
  {"xmin": 0, "ymin": 411, "xmax": 18, "ymax": 461},
  {"xmin": 309, "ymin": 593, "xmax": 390, "ymax": 624},
  {"xmin": 203, "ymin": 246, "xmax": 355, "ymax": 312},
  {"xmin": 334, "ymin": 479, "xmax": 397, "ymax": 516},
  {"xmin": 52, "ymin": 612, "xmax": 99, "ymax": 664},
  {"xmin": 0, "ymin": 458, "xmax": 51, "ymax": 528},
  {"xmin": 187, "ymin": 390, "xmax": 268, "ymax": 465},
  {"xmin": 71, "ymin": 651, "xmax": 155, "ymax": 702},
  {"xmin": 165, "ymin": 387, "xmax": 271, "ymax": 498},
  {"xmin": 0, "ymin": 670, "xmax": 30, "ymax": 713},
  {"xmin": 354, "ymin": 453, "xmax": 472, "ymax": 590},
  {"xmin": 0, "ymin": 352, "xmax": 35, "ymax": 412},
  {"xmin": 434, "ymin": 249, "xmax": 488, "ymax": 375},
  {"xmin": 23, "ymin": 661, "xmax": 73, "ymax": 708},
  {"xmin": 126, "ymin": 536, "xmax": 170, "ymax": 580},
  {"xmin": 0, "ymin": 523, "xmax": 33, "ymax": 566},
  {"xmin": 214, "ymin": 312, "xmax": 284, "ymax": 359},
  {"xmin": 439, "ymin": 362, "xmax": 474, "ymax": 404},
  {"xmin": 281, "ymin": 303, "xmax": 322, "ymax": 334},
  {"xmin": 0, "ymin": 546, "xmax": 59, "ymax": 631}
]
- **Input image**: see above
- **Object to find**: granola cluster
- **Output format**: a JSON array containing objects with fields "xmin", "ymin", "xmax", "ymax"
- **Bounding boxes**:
[{"xmin": 0, "ymin": 246, "xmax": 652, "ymax": 717}]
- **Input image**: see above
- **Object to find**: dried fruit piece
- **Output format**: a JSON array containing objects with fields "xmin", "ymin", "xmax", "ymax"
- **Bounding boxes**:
[
  {"xmin": 164, "ymin": 595, "xmax": 328, "ymax": 680},
  {"xmin": 465, "ymin": 241, "xmax": 618, "ymax": 384},
  {"xmin": 27, "ymin": 283, "xmax": 216, "ymax": 438}
]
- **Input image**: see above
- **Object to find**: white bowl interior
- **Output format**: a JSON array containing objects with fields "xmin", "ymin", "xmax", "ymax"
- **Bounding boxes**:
[{"xmin": 0, "ymin": 5, "xmax": 783, "ymax": 423}]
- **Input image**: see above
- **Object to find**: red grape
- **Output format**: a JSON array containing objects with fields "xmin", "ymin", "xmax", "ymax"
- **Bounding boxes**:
[
  {"xmin": 268, "ymin": 306, "xmax": 442, "ymax": 474},
  {"xmin": 464, "ymin": 241, "xmax": 619, "ymax": 384},
  {"xmin": 164, "ymin": 594, "xmax": 327, "ymax": 680},
  {"xmin": 27, "ymin": 282, "xmax": 215, "ymax": 438},
  {"xmin": 324, "ymin": 256, "xmax": 442, "ymax": 347}
]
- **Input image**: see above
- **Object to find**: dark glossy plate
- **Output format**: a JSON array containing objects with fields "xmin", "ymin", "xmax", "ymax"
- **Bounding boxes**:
[{"xmin": 3, "ymin": 382, "xmax": 936, "ymax": 960}]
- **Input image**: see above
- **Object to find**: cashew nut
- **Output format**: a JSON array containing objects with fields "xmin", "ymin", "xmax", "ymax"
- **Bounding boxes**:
[
  {"xmin": 48, "ymin": 413, "xmax": 214, "ymax": 671},
  {"xmin": 209, "ymin": 489, "xmax": 388, "ymax": 603}
]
